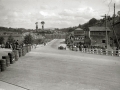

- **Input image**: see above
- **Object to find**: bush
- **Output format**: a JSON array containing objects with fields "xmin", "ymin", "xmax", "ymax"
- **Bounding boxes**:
[
  {"xmin": 0, "ymin": 36, "xmax": 4, "ymax": 44},
  {"xmin": 24, "ymin": 34, "xmax": 34, "ymax": 45},
  {"xmin": 7, "ymin": 35, "xmax": 14, "ymax": 44}
]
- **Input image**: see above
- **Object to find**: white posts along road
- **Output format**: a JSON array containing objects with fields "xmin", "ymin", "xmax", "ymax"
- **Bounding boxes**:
[{"xmin": 0, "ymin": 39, "xmax": 120, "ymax": 90}]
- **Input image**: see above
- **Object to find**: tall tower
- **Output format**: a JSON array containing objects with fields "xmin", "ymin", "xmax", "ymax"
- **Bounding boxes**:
[
  {"xmin": 35, "ymin": 22, "xmax": 38, "ymax": 32},
  {"xmin": 41, "ymin": 21, "xmax": 45, "ymax": 30}
]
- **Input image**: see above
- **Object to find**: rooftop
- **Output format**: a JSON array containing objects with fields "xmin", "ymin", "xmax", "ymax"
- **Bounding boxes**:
[
  {"xmin": 89, "ymin": 27, "xmax": 111, "ymax": 31},
  {"xmin": 75, "ymin": 28, "xmax": 83, "ymax": 31}
]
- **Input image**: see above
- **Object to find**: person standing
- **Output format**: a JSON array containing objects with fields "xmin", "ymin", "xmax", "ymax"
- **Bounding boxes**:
[
  {"xmin": 12, "ymin": 40, "xmax": 16, "ymax": 50},
  {"xmin": 15, "ymin": 40, "xmax": 19, "ymax": 49}
]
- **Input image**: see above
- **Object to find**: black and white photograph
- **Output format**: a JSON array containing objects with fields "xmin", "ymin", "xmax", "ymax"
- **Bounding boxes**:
[{"xmin": 0, "ymin": 0, "xmax": 120, "ymax": 90}]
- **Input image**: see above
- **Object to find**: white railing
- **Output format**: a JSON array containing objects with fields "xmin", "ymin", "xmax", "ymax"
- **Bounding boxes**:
[{"xmin": 81, "ymin": 48, "xmax": 120, "ymax": 57}]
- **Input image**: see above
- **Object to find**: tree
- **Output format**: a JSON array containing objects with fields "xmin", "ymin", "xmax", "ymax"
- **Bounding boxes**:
[
  {"xmin": 78, "ymin": 24, "xmax": 82, "ymax": 28},
  {"xmin": 41, "ymin": 21, "xmax": 45, "ymax": 30},
  {"xmin": 24, "ymin": 34, "xmax": 34, "ymax": 45},
  {"xmin": 0, "ymin": 36, "xmax": 4, "ymax": 44},
  {"xmin": 7, "ymin": 35, "xmax": 14, "ymax": 44},
  {"xmin": 88, "ymin": 18, "xmax": 98, "ymax": 26},
  {"xmin": 35, "ymin": 22, "xmax": 38, "ymax": 32},
  {"xmin": 34, "ymin": 38, "xmax": 44, "ymax": 44},
  {"xmin": 68, "ymin": 27, "xmax": 74, "ymax": 32}
]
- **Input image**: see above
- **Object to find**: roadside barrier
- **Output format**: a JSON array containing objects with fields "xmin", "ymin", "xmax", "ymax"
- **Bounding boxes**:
[
  {"xmin": 0, "ymin": 44, "xmax": 36, "ymax": 72},
  {"xmin": 8, "ymin": 52, "xmax": 15, "ymax": 64},
  {"xmin": 29, "ymin": 45, "xmax": 31, "ymax": 51},
  {"xmin": 26, "ymin": 46, "xmax": 29, "ymax": 53},
  {"xmin": 119, "ymin": 50, "xmax": 120, "ymax": 57},
  {"xmin": 28, "ymin": 45, "xmax": 31, "ymax": 52},
  {"xmin": 2, "ymin": 56, "xmax": 10, "ymax": 67},
  {"xmin": 81, "ymin": 48, "xmax": 120, "ymax": 57},
  {"xmin": 13, "ymin": 50, "xmax": 19, "ymax": 61},
  {"xmin": 16, "ymin": 48, "xmax": 22, "ymax": 57},
  {"xmin": 19, "ymin": 48, "xmax": 22, "ymax": 57},
  {"xmin": 0, "ymin": 59, "xmax": 6, "ymax": 71},
  {"xmin": 22, "ymin": 47, "xmax": 27, "ymax": 56}
]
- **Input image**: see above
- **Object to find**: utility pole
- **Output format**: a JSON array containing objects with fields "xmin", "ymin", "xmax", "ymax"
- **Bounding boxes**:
[
  {"xmin": 105, "ymin": 14, "xmax": 108, "ymax": 49},
  {"xmin": 112, "ymin": 3, "xmax": 115, "ymax": 48},
  {"xmin": 101, "ymin": 14, "xmax": 109, "ymax": 49}
]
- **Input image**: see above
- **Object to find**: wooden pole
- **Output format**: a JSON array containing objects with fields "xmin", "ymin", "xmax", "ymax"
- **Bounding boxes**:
[
  {"xmin": 105, "ymin": 14, "xmax": 108, "ymax": 49},
  {"xmin": 112, "ymin": 3, "xmax": 115, "ymax": 48}
]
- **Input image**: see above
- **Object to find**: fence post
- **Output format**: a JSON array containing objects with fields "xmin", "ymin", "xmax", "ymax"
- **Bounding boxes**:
[
  {"xmin": 86, "ymin": 48, "xmax": 89, "ymax": 53},
  {"xmin": 84, "ymin": 48, "xmax": 85, "ymax": 53},
  {"xmin": 106, "ymin": 49, "xmax": 108, "ymax": 55},
  {"xmin": 87, "ymin": 48, "xmax": 89, "ymax": 53},
  {"xmin": 92, "ymin": 49, "xmax": 94, "ymax": 54},
  {"xmin": 89, "ymin": 49, "xmax": 91, "ymax": 53},
  {"xmin": 82, "ymin": 48, "xmax": 83, "ymax": 52},
  {"xmin": 118, "ymin": 50, "xmax": 120, "ymax": 57},
  {"xmin": 86, "ymin": 48, "xmax": 88, "ymax": 53},
  {"xmin": 111, "ymin": 51, "xmax": 113, "ymax": 56},
  {"xmin": 101, "ymin": 49, "xmax": 103, "ymax": 55},
  {"xmin": 96, "ymin": 49, "xmax": 98, "ymax": 54}
]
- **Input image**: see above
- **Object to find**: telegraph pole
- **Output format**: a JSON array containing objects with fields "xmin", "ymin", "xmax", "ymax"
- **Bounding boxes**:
[
  {"xmin": 112, "ymin": 3, "xmax": 115, "ymax": 48},
  {"xmin": 105, "ymin": 14, "xmax": 108, "ymax": 49},
  {"xmin": 101, "ymin": 14, "xmax": 109, "ymax": 49}
]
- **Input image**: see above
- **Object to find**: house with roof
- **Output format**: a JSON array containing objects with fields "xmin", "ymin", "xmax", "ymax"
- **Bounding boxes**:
[
  {"xmin": 87, "ymin": 26, "xmax": 111, "ymax": 48},
  {"xmin": 72, "ymin": 28, "xmax": 85, "ymax": 46}
]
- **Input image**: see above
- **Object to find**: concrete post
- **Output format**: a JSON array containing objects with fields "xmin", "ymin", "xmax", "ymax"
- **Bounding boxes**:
[
  {"xmin": 101, "ymin": 49, "xmax": 103, "ymax": 55},
  {"xmin": 111, "ymin": 51, "xmax": 114, "ymax": 56},
  {"xmin": 96, "ymin": 49, "xmax": 98, "ymax": 54},
  {"xmin": 118, "ymin": 50, "xmax": 120, "ymax": 57},
  {"xmin": 106, "ymin": 49, "xmax": 108, "ymax": 55},
  {"xmin": 92, "ymin": 49, "xmax": 94, "ymax": 54}
]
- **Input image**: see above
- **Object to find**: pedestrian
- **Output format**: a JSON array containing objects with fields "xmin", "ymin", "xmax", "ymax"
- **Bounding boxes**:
[
  {"xmin": 12, "ymin": 40, "xmax": 16, "ymax": 50},
  {"xmin": 15, "ymin": 40, "xmax": 19, "ymax": 49}
]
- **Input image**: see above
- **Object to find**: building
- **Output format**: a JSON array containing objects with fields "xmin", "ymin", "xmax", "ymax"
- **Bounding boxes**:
[
  {"xmin": 73, "ymin": 28, "xmax": 85, "ymax": 46},
  {"xmin": 88, "ymin": 26, "xmax": 111, "ymax": 48}
]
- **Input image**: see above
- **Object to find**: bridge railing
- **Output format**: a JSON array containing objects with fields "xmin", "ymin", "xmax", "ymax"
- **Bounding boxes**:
[{"xmin": 81, "ymin": 48, "xmax": 120, "ymax": 57}]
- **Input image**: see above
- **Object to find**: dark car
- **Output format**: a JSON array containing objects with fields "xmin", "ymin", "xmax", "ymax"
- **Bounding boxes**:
[{"xmin": 58, "ymin": 44, "xmax": 66, "ymax": 50}]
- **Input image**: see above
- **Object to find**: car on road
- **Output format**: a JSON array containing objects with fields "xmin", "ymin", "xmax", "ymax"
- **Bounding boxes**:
[
  {"xmin": 58, "ymin": 44, "xmax": 66, "ymax": 50},
  {"xmin": 72, "ymin": 45, "xmax": 78, "ymax": 51}
]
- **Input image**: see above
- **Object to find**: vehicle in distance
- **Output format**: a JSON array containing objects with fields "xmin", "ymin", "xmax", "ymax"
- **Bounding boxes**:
[
  {"xmin": 58, "ymin": 44, "xmax": 66, "ymax": 50},
  {"xmin": 72, "ymin": 45, "xmax": 78, "ymax": 51}
]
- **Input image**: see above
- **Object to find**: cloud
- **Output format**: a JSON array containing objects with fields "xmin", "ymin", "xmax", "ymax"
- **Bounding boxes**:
[
  {"xmin": 1, "ymin": 0, "xmax": 118, "ymax": 29},
  {"xmin": 40, "ymin": 5, "xmax": 57, "ymax": 10},
  {"xmin": 59, "ymin": 7, "xmax": 100, "ymax": 20}
]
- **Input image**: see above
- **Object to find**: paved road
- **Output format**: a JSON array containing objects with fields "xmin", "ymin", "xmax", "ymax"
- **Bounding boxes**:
[{"xmin": 0, "ymin": 39, "xmax": 120, "ymax": 90}]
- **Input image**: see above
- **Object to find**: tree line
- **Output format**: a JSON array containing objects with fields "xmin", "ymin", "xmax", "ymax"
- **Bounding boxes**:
[{"xmin": 0, "ymin": 34, "xmax": 44, "ymax": 48}]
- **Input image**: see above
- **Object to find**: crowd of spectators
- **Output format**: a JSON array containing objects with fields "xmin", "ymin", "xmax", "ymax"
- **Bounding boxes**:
[{"xmin": 0, "ymin": 40, "xmax": 24, "ymax": 50}]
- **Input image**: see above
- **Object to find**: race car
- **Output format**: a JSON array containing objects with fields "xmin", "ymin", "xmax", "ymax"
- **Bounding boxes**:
[{"xmin": 58, "ymin": 44, "xmax": 66, "ymax": 50}]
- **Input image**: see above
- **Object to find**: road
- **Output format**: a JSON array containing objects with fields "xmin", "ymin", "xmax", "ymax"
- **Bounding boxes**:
[{"xmin": 0, "ymin": 39, "xmax": 120, "ymax": 90}]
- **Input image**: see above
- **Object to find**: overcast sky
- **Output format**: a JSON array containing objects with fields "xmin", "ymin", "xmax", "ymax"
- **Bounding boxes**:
[{"xmin": 0, "ymin": 0, "xmax": 120, "ymax": 29}]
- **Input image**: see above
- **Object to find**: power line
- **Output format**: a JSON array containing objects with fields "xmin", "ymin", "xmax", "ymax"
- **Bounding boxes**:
[{"xmin": 107, "ymin": 0, "xmax": 112, "ymax": 16}]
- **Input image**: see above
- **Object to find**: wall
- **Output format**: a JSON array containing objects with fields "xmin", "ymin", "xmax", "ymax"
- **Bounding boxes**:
[{"xmin": 90, "ymin": 31, "xmax": 110, "ymax": 48}]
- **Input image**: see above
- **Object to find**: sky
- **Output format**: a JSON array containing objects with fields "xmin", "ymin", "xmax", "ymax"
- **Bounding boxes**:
[{"xmin": 0, "ymin": 0, "xmax": 120, "ymax": 29}]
